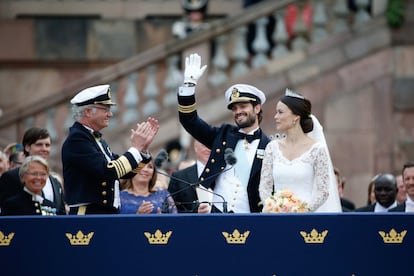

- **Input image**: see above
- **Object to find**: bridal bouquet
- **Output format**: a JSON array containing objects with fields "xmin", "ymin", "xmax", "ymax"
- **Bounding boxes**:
[{"xmin": 262, "ymin": 189, "xmax": 310, "ymax": 213}]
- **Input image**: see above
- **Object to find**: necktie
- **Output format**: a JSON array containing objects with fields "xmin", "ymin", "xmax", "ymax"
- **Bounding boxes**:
[{"xmin": 235, "ymin": 129, "xmax": 261, "ymax": 143}]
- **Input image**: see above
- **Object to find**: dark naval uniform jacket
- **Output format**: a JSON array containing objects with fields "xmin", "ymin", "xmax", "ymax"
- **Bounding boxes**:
[
  {"xmin": 1, "ymin": 189, "xmax": 65, "ymax": 216},
  {"xmin": 168, "ymin": 163, "xmax": 199, "ymax": 213},
  {"xmin": 62, "ymin": 122, "xmax": 145, "ymax": 212},
  {"xmin": 0, "ymin": 167, "xmax": 65, "ymax": 212},
  {"xmin": 178, "ymin": 94, "xmax": 271, "ymax": 213}
]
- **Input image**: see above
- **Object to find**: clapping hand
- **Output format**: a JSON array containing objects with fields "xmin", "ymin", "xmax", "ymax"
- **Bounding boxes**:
[
  {"xmin": 130, "ymin": 117, "xmax": 159, "ymax": 152},
  {"xmin": 184, "ymin": 53, "xmax": 207, "ymax": 86},
  {"xmin": 137, "ymin": 200, "xmax": 154, "ymax": 214}
]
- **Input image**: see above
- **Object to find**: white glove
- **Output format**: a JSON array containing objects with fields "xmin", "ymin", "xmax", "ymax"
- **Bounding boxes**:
[{"xmin": 184, "ymin": 53, "xmax": 207, "ymax": 85}]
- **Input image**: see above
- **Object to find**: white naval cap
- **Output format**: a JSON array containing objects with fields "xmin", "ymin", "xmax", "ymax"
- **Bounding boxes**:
[
  {"xmin": 70, "ymin": 84, "xmax": 116, "ymax": 106},
  {"xmin": 224, "ymin": 84, "xmax": 266, "ymax": 109}
]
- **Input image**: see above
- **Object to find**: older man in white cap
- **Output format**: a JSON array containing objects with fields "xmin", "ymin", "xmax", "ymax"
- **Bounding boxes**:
[
  {"xmin": 62, "ymin": 84, "xmax": 159, "ymax": 215},
  {"xmin": 177, "ymin": 53, "xmax": 271, "ymax": 213}
]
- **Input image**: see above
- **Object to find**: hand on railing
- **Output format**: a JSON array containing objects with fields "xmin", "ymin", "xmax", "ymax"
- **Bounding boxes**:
[{"xmin": 184, "ymin": 53, "xmax": 207, "ymax": 86}]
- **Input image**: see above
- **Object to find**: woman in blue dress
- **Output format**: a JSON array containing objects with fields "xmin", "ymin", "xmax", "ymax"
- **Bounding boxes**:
[{"xmin": 120, "ymin": 160, "xmax": 177, "ymax": 214}]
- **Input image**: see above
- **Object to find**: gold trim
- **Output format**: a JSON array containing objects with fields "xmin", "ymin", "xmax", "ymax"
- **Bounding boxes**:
[
  {"xmin": 77, "ymin": 206, "xmax": 87, "ymax": 215},
  {"xmin": 178, "ymin": 103, "xmax": 196, "ymax": 113},
  {"xmin": 108, "ymin": 156, "xmax": 132, "ymax": 178}
]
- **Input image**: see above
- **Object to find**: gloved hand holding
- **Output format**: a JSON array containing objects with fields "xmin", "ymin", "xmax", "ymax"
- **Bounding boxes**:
[{"xmin": 184, "ymin": 53, "xmax": 207, "ymax": 86}]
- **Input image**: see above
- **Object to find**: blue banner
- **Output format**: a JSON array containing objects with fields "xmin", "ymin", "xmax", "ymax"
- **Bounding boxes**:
[{"xmin": 0, "ymin": 213, "xmax": 412, "ymax": 276}]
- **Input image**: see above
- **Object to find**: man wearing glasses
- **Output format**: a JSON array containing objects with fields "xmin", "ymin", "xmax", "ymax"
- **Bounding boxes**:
[{"xmin": 62, "ymin": 84, "xmax": 159, "ymax": 215}]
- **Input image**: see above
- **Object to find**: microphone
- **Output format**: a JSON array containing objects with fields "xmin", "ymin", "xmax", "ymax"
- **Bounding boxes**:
[
  {"xmin": 159, "ymin": 148, "xmax": 237, "ymax": 213},
  {"xmin": 154, "ymin": 149, "xmax": 169, "ymax": 168},
  {"xmin": 224, "ymin": 148, "xmax": 237, "ymax": 166}
]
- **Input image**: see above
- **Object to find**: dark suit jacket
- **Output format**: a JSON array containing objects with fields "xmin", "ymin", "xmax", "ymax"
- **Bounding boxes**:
[
  {"xmin": 178, "ymin": 93, "xmax": 271, "ymax": 212},
  {"xmin": 0, "ymin": 167, "xmax": 65, "ymax": 212},
  {"xmin": 168, "ymin": 164, "xmax": 199, "ymax": 213},
  {"xmin": 354, "ymin": 204, "xmax": 376, "ymax": 212},
  {"xmin": 62, "ymin": 122, "xmax": 144, "ymax": 211},
  {"xmin": 1, "ymin": 189, "xmax": 65, "ymax": 216},
  {"xmin": 389, "ymin": 203, "xmax": 406, "ymax": 212}
]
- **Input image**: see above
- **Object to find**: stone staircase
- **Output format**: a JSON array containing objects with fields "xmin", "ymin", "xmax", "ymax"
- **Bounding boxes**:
[{"xmin": 1, "ymin": 0, "xmax": 413, "ymax": 206}]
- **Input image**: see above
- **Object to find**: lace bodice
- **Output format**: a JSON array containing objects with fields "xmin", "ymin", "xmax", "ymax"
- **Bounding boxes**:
[
  {"xmin": 120, "ymin": 190, "xmax": 177, "ymax": 214},
  {"xmin": 259, "ymin": 140, "xmax": 330, "ymax": 212}
]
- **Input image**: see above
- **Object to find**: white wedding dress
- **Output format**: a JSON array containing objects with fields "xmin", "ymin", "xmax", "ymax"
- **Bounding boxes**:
[{"xmin": 259, "ymin": 135, "xmax": 342, "ymax": 212}]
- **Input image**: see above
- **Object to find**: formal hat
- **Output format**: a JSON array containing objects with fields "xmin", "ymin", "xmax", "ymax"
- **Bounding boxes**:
[
  {"xmin": 70, "ymin": 84, "xmax": 116, "ymax": 106},
  {"xmin": 182, "ymin": 0, "xmax": 208, "ymax": 13},
  {"xmin": 224, "ymin": 84, "xmax": 266, "ymax": 109}
]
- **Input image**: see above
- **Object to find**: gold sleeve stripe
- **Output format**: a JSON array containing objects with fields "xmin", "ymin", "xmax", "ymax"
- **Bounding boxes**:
[
  {"xmin": 178, "ymin": 103, "xmax": 196, "ymax": 113},
  {"xmin": 107, "ymin": 156, "xmax": 133, "ymax": 178}
]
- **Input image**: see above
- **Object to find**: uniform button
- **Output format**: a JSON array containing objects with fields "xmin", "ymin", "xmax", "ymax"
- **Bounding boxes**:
[
  {"xmin": 232, "ymin": 204, "xmax": 235, "ymax": 208},
  {"xmin": 36, "ymin": 209, "xmax": 40, "ymax": 213},
  {"xmin": 34, "ymin": 202, "xmax": 39, "ymax": 207},
  {"xmin": 205, "ymin": 168, "xmax": 210, "ymax": 173},
  {"xmin": 211, "ymin": 159, "xmax": 215, "ymax": 163},
  {"xmin": 222, "ymin": 141, "xmax": 227, "ymax": 146},
  {"xmin": 111, "ymin": 188, "xmax": 114, "ymax": 191},
  {"xmin": 200, "ymin": 177, "xmax": 204, "ymax": 181},
  {"xmin": 102, "ymin": 182, "xmax": 107, "ymax": 187},
  {"xmin": 216, "ymin": 148, "xmax": 221, "ymax": 153},
  {"xmin": 103, "ymin": 200, "xmax": 108, "ymax": 204},
  {"xmin": 233, "ymin": 198, "xmax": 237, "ymax": 201},
  {"xmin": 220, "ymin": 167, "xmax": 224, "ymax": 170},
  {"xmin": 102, "ymin": 191, "xmax": 107, "ymax": 196}
]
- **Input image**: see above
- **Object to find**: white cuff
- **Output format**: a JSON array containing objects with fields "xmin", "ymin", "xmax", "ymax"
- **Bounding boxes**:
[
  {"xmin": 128, "ymin": 147, "xmax": 143, "ymax": 163},
  {"xmin": 178, "ymin": 86, "xmax": 195, "ymax": 96}
]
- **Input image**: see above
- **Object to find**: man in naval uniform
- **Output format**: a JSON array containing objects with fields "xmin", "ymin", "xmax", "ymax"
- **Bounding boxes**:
[
  {"xmin": 62, "ymin": 84, "xmax": 159, "ymax": 215},
  {"xmin": 177, "ymin": 53, "xmax": 270, "ymax": 213}
]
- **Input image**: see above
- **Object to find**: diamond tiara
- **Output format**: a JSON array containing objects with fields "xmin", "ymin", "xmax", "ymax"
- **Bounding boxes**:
[{"xmin": 285, "ymin": 88, "xmax": 304, "ymax": 99}]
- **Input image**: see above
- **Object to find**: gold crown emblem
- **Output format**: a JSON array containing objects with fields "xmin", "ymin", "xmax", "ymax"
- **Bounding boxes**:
[
  {"xmin": 231, "ymin": 88, "xmax": 240, "ymax": 100},
  {"xmin": 378, "ymin": 229, "xmax": 407, "ymax": 244},
  {"xmin": 300, "ymin": 229, "xmax": 328, "ymax": 243},
  {"xmin": 144, "ymin": 230, "xmax": 172, "ymax": 245},
  {"xmin": 0, "ymin": 231, "xmax": 15, "ymax": 246},
  {"xmin": 222, "ymin": 229, "xmax": 250, "ymax": 244},
  {"xmin": 66, "ymin": 230, "xmax": 94, "ymax": 246}
]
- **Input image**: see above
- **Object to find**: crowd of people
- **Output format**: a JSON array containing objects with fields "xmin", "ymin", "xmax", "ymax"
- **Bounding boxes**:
[{"xmin": 0, "ymin": 52, "xmax": 412, "ymax": 216}]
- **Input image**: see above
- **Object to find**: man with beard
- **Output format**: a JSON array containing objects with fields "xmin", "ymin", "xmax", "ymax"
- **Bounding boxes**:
[{"xmin": 177, "ymin": 53, "xmax": 270, "ymax": 213}]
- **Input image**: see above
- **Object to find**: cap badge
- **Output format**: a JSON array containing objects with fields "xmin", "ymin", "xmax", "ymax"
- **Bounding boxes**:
[{"xmin": 231, "ymin": 88, "xmax": 240, "ymax": 101}]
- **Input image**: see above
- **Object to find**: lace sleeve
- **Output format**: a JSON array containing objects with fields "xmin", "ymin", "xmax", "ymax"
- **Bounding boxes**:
[
  {"xmin": 259, "ymin": 141, "xmax": 276, "ymax": 203},
  {"xmin": 308, "ymin": 145, "xmax": 330, "ymax": 211}
]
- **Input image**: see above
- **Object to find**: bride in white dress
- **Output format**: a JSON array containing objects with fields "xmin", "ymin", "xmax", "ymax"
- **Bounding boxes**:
[{"xmin": 259, "ymin": 89, "xmax": 342, "ymax": 212}]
